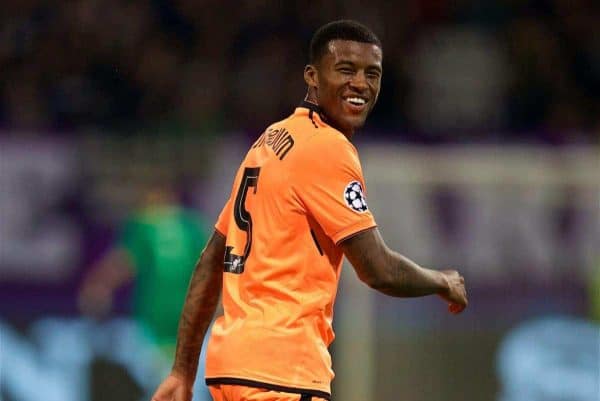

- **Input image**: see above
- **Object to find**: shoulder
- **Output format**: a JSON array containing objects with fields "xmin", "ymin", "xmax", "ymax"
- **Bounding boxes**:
[
  {"xmin": 302, "ymin": 128, "xmax": 359, "ymax": 164},
  {"xmin": 313, "ymin": 128, "xmax": 356, "ymax": 151},
  {"xmin": 289, "ymin": 130, "xmax": 362, "ymax": 187}
]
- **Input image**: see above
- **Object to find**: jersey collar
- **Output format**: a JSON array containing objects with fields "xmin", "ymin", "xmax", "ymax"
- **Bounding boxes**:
[{"xmin": 297, "ymin": 100, "xmax": 327, "ymax": 127}]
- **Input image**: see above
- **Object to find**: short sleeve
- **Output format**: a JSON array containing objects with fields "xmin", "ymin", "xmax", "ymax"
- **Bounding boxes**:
[
  {"xmin": 215, "ymin": 196, "xmax": 232, "ymax": 236},
  {"xmin": 295, "ymin": 138, "xmax": 377, "ymax": 244}
]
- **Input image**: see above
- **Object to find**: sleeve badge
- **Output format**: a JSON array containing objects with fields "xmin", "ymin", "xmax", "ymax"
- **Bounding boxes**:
[{"xmin": 344, "ymin": 181, "xmax": 369, "ymax": 213}]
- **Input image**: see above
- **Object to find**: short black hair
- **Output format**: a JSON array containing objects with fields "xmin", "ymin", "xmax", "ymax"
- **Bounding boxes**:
[{"xmin": 309, "ymin": 20, "xmax": 382, "ymax": 64}]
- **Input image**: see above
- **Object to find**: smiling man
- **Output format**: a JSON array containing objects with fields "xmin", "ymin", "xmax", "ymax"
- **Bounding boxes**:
[
  {"xmin": 303, "ymin": 28, "xmax": 382, "ymax": 139},
  {"xmin": 152, "ymin": 20, "xmax": 468, "ymax": 401}
]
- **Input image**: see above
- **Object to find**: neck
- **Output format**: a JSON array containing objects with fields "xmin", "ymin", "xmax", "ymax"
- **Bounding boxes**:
[
  {"xmin": 303, "ymin": 89, "xmax": 355, "ymax": 140},
  {"xmin": 304, "ymin": 89, "xmax": 318, "ymax": 106}
]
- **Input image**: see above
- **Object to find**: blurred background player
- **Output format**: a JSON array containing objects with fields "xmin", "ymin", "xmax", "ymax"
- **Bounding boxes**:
[{"xmin": 79, "ymin": 180, "xmax": 212, "ymax": 400}]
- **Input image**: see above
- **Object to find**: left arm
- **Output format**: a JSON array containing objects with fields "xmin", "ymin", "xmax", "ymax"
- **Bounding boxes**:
[{"xmin": 341, "ymin": 227, "xmax": 467, "ymax": 313}]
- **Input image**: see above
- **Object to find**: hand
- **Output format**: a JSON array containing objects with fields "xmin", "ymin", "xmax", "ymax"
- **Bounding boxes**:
[
  {"xmin": 438, "ymin": 270, "xmax": 468, "ymax": 314},
  {"xmin": 151, "ymin": 374, "xmax": 193, "ymax": 401},
  {"xmin": 78, "ymin": 282, "xmax": 113, "ymax": 318}
]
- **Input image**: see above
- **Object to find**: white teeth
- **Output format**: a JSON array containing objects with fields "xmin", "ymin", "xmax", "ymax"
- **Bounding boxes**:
[{"xmin": 346, "ymin": 97, "xmax": 366, "ymax": 105}]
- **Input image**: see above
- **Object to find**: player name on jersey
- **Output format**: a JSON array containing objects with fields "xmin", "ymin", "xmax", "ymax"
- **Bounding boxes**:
[{"xmin": 251, "ymin": 127, "xmax": 295, "ymax": 160}]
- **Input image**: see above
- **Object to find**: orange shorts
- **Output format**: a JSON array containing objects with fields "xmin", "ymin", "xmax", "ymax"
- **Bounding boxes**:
[{"xmin": 208, "ymin": 384, "xmax": 329, "ymax": 401}]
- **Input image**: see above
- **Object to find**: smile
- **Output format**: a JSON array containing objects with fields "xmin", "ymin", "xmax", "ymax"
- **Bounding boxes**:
[{"xmin": 344, "ymin": 96, "xmax": 367, "ymax": 106}]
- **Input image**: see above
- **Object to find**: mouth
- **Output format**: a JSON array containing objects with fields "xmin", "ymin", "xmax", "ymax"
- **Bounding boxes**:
[{"xmin": 342, "ymin": 96, "xmax": 369, "ymax": 113}]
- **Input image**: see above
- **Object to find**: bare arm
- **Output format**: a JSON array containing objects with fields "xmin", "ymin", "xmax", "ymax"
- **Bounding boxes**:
[
  {"xmin": 172, "ymin": 230, "xmax": 225, "ymax": 381},
  {"xmin": 340, "ymin": 227, "xmax": 467, "ymax": 313},
  {"xmin": 152, "ymin": 230, "xmax": 225, "ymax": 401}
]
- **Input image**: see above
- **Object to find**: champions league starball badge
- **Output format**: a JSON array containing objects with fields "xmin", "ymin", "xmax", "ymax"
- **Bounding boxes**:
[{"xmin": 344, "ymin": 181, "xmax": 368, "ymax": 213}]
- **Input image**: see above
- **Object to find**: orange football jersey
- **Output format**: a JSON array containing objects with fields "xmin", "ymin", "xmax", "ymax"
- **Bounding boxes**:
[{"xmin": 205, "ymin": 101, "xmax": 377, "ymax": 399}]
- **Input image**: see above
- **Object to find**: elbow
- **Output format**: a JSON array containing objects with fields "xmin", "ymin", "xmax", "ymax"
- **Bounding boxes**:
[
  {"xmin": 357, "ymin": 266, "xmax": 391, "ymax": 291},
  {"xmin": 361, "ymin": 267, "xmax": 409, "ymax": 298},
  {"xmin": 353, "ymin": 251, "xmax": 395, "ymax": 291},
  {"xmin": 367, "ymin": 251, "xmax": 398, "ymax": 291},
  {"xmin": 357, "ymin": 271, "xmax": 377, "ymax": 288},
  {"xmin": 364, "ymin": 275, "xmax": 392, "ymax": 291}
]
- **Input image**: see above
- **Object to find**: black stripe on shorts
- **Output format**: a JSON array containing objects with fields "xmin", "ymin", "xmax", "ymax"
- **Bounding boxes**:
[{"xmin": 205, "ymin": 377, "xmax": 330, "ymax": 400}]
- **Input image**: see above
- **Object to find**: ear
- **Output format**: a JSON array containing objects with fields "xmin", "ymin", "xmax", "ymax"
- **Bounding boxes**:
[{"xmin": 304, "ymin": 64, "xmax": 318, "ymax": 88}]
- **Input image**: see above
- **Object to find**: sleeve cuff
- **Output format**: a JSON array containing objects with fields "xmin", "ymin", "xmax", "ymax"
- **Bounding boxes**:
[{"xmin": 332, "ymin": 220, "xmax": 377, "ymax": 245}]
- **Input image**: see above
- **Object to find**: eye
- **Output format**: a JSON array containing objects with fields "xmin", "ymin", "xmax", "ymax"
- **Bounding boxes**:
[
  {"xmin": 338, "ymin": 68, "xmax": 354, "ymax": 74},
  {"xmin": 366, "ymin": 71, "xmax": 381, "ymax": 79}
]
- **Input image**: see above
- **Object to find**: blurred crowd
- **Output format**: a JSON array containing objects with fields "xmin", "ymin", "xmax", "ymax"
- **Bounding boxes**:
[{"xmin": 1, "ymin": 0, "xmax": 599, "ymax": 143}]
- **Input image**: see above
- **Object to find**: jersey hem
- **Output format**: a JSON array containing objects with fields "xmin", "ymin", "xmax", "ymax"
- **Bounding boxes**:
[{"xmin": 205, "ymin": 377, "xmax": 331, "ymax": 400}]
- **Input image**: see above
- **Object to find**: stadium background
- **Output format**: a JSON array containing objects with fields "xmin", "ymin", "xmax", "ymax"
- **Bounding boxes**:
[{"xmin": 1, "ymin": 1, "xmax": 598, "ymax": 401}]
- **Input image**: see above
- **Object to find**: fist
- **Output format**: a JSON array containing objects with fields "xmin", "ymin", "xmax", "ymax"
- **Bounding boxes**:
[{"xmin": 438, "ymin": 270, "xmax": 468, "ymax": 314}]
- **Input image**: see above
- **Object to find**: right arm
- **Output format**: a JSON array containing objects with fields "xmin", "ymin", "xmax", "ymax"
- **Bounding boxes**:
[
  {"xmin": 152, "ymin": 230, "xmax": 225, "ymax": 401},
  {"xmin": 340, "ymin": 227, "xmax": 467, "ymax": 313}
]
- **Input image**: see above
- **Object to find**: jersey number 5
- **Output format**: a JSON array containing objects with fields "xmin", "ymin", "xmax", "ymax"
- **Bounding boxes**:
[{"xmin": 224, "ymin": 167, "xmax": 261, "ymax": 274}]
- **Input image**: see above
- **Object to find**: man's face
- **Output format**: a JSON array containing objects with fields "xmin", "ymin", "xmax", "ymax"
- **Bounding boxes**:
[{"xmin": 307, "ymin": 39, "xmax": 383, "ymax": 136}]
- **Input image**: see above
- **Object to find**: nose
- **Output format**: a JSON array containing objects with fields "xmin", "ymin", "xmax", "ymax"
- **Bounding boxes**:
[{"xmin": 349, "ymin": 70, "xmax": 368, "ymax": 91}]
